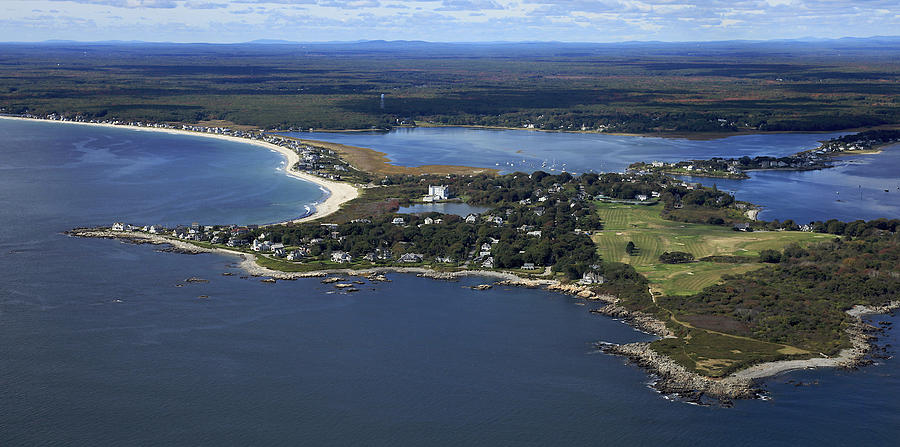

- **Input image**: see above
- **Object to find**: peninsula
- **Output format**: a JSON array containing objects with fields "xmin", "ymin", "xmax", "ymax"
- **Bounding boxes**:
[
  {"xmin": 52, "ymin": 115, "xmax": 899, "ymax": 404},
  {"xmin": 628, "ymin": 129, "xmax": 900, "ymax": 179}
]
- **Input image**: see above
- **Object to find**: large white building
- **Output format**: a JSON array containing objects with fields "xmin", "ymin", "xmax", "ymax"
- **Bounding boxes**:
[{"xmin": 424, "ymin": 185, "xmax": 451, "ymax": 202}]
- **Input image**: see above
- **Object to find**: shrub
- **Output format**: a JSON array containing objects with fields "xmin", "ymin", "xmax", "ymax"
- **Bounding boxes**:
[{"xmin": 659, "ymin": 251, "xmax": 695, "ymax": 264}]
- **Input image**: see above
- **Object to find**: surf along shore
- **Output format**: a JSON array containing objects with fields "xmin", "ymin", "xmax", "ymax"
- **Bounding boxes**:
[
  {"xmin": 17, "ymin": 114, "xmax": 894, "ymax": 403},
  {"xmin": 0, "ymin": 115, "xmax": 362, "ymax": 224}
]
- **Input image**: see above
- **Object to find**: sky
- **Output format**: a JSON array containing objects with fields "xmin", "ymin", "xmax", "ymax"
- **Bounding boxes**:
[{"xmin": 2, "ymin": 0, "xmax": 898, "ymax": 43}]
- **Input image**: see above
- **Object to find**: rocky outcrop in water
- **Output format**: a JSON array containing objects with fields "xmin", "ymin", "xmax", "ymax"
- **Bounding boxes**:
[{"xmin": 599, "ymin": 342, "xmax": 759, "ymax": 403}]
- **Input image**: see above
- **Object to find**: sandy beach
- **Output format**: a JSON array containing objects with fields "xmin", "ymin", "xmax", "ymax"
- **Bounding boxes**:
[{"xmin": 0, "ymin": 116, "xmax": 359, "ymax": 224}]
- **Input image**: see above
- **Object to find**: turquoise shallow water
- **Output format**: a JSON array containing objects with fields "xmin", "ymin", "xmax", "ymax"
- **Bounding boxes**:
[
  {"xmin": 289, "ymin": 127, "xmax": 900, "ymax": 223},
  {"xmin": 1, "ymin": 119, "xmax": 898, "ymax": 445}
]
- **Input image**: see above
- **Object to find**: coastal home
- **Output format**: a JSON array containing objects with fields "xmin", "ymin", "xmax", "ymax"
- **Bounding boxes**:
[
  {"xmin": 399, "ymin": 253, "xmax": 424, "ymax": 263},
  {"xmin": 481, "ymin": 242, "xmax": 492, "ymax": 252},
  {"xmin": 252, "ymin": 239, "xmax": 273, "ymax": 252},
  {"xmin": 111, "ymin": 222, "xmax": 127, "ymax": 231},
  {"xmin": 481, "ymin": 257, "xmax": 495, "ymax": 268},
  {"xmin": 392, "ymin": 217, "xmax": 405, "ymax": 225},
  {"xmin": 635, "ymin": 194, "xmax": 648, "ymax": 201},
  {"xmin": 423, "ymin": 217, "xmax": 434, "ymax": 225},
  {"xmin": 733, "ymin": 223, "xmax": 751, "ymax": 232},
  {"xmin": 526, "ymin": 230, "xmax": 542, "ymax": 237},
  {"xmin": 579, "ymin": 271, "xmax": 605, "ymax": 285},
  {"xmin": 522, "ymin": 262, "xmax": 537, "ymax": 270},
  {"xmin": 331, "ymin": 251, "xmax": 353, "ymax": 263},
  {"xmin": 465, "ymin": 214, "xmax": 479, "ymax": 224},
  {"xmin": 273, "ymin": 247, "xmax": 286, "ymax": 258},
  {"xmin": 286, "ymin": 249, "xmax": 307, "ymax": 261},
  {"xmin": 226, "ymin": 238, "xmax": 245, "ymax": 247},
  {"xmin": 435, "ymin": 256, "xmax": 454, "ymax": 264}
]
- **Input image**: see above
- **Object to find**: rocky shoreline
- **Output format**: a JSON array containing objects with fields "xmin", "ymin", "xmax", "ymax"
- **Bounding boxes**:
[
  {"xmin": 69, "ymin": 227, "xmax": 897, "ymax": 404},
  {"xmin": 598, "ymin": 300, "xmax": 899, "ymax": 404}
]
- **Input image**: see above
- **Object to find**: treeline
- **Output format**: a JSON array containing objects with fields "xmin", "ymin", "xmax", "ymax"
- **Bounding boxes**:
[
  {"xmin": 4, "ymin": 43, "xmax": 900, "ymax": 134},
  {"xmin": 752, "ymin": 217, "xmax": 900, "ymax": 236}
]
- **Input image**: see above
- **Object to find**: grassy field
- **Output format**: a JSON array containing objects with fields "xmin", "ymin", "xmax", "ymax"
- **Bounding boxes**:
[
  {"xmin": 591, "ymin": 202, "xmax": 840, "ymax": 376},
  {"xmin": 592, "ymin": 202, "xmax": 831, "ymax": 295}
]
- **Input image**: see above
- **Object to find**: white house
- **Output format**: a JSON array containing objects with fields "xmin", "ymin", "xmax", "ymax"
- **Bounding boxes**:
[
  {"xmin": 398, "ymin": 253, "xmax": 424, "ymax": 263},
  {"xmin": 522, "ymin": 262, "xmax": 537, "ymax": 270},
  {"xmin": 465, "ymin": 214, "xmax": 479, "ymax": 224},
  {"xmin": 423, "ymin": 217, "xmax": 434, "ymax": 225},
  {"xmin": 579, "ymin": 271, "xmax": 605, "ymax": 285},
  {"xmin": 286, "ymin": 248, "xmax": 308, "ymax": 261},
  {"xmin": 331, "ymin": 251, "xmax": 353, "ymax": 263},
  {"xmin": 111, "ymin": 222, "xmax": 127, "ymax": 231},
  {"xmin": 392, "ymin": 217, "xmax": 405, "ymax": 225}
]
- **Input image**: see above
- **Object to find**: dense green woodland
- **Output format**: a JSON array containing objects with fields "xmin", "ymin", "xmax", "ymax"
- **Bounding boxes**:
[
  {"xmin": 660, "ymin": 235, "xmax": 900, "ymax": 354},
  {"xmin": 2, "ymin": 40, "xmax": 899, "ymax": 133}
]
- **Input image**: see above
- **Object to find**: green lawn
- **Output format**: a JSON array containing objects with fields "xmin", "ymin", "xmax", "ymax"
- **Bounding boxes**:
[{"xmin": 592, "ymin": 202, "xmax": 831, "ymax": 295}]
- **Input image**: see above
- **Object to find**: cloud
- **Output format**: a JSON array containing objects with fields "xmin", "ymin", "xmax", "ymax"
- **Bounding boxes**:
[
  {"xmin": 8, "ymin": 0, "xmax": 900, "ymax": 42},
  {"xmin": 185, "ymin": 2, "xmax": 229, "ymax": 9},
  {"xmin": 436, "ymin": 0, "xmax": 504, "ymax": 11},
  {"xmin": 49, "ymin": 0, "xmax": 180, "ymax": 7}
]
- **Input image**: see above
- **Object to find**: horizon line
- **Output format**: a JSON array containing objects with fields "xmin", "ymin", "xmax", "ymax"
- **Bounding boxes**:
[{"xmin": 1, "ymin": 35, "xmax": 899, "ymax": 46}]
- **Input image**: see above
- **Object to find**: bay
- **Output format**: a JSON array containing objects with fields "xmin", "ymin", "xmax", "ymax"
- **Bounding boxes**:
[{"xmin": 289, "ymin": 127, "xmax": 900, "ymax": 223}]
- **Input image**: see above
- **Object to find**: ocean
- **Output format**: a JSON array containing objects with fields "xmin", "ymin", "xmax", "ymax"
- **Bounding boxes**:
[{"xmin": 1, "ymin": 119, "xmax": 897, "ymax": 446}]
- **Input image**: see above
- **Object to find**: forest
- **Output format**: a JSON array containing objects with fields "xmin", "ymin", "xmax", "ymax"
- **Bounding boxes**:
[{"xmin": 2, "ymin": 39, "xmax": 899, "ymax": 134}]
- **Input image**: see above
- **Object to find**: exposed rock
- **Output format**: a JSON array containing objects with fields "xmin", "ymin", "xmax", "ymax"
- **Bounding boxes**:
[
  {"xmin": 418, "ymin": 271, "xmax": 460, "ymax": 281},
  {"xmin": 577, "ymin": 290, "xmax": 595, "ymax": 299},
  {"xmin": 473, "ymin": 284, "xmax": 493, "ymax": 290},
  {"xmin": 321, "ymin": 277, "xmax": 341, "ymax": 284},
  {"xmin": 599, "ymin": 342, "xmax": 760, "ymax": 402},
  {"xmin": 592, "ymin": 304, "xmax": 673, "ymax": 337},
  {"xmin": 185, "ymin": 277, "xmax": 209, "ymax": 283}
]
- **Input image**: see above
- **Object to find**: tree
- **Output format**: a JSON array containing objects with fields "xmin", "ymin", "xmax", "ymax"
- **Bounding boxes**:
[
  {"xmin": 759, "ymin": 249, "xmax": 782, "ymax": 263},
  {"xmin": 659, "ymin": 251, "xmax": 695, "ymax": 264},
  {"xmin": 625, "ymin": 241, "xmax": 636, "ymax": 255}
]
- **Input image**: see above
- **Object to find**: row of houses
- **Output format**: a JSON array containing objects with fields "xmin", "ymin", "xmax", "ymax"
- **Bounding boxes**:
[{"xmin": 26, "ymin": 114, "xmax": 353, "ymax": 182}]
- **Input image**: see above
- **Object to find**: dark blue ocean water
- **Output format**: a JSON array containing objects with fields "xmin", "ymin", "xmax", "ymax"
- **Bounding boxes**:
[
  {"xmin": 289, "ymin": 127, "xmax": 900, "ymax": 223},
  {"xmin": 2, "ymin": 119, "xmax": 898, "ymax": 446}
]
